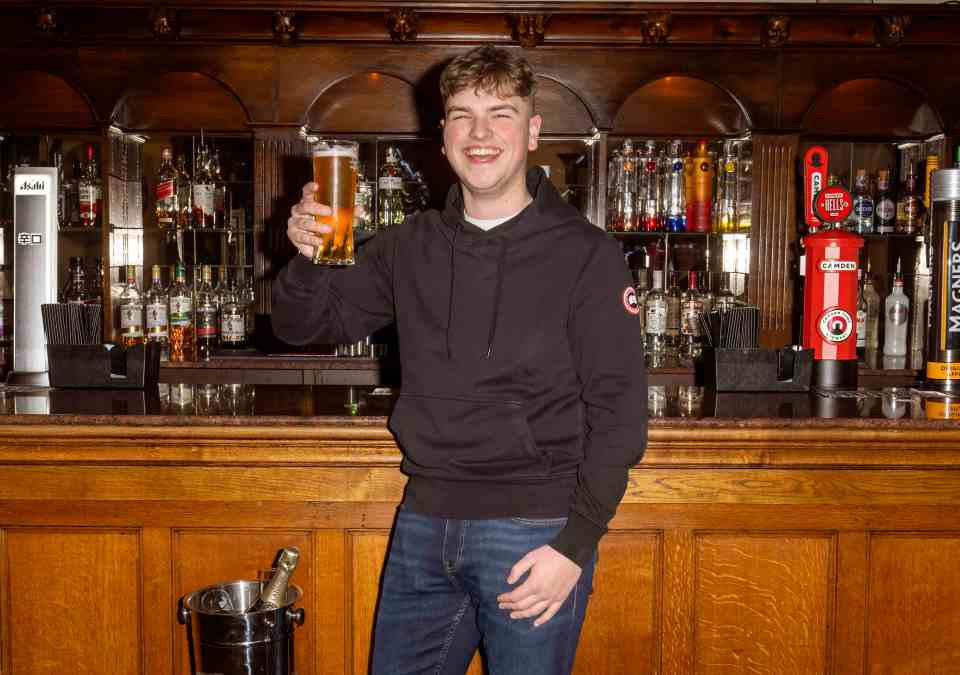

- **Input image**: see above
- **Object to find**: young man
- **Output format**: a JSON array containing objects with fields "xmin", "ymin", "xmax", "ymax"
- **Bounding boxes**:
[{"xmin": 273, "ymin": 45, "xmax": 647, "ymax": 674}]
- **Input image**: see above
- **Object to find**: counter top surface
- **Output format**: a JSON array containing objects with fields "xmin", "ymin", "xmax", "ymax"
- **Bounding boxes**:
[{"xmin": 0, "ymin": 382, "xmax": 958, "ymax": 428}]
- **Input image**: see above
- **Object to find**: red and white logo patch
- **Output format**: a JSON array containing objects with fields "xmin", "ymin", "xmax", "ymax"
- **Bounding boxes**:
[{"xmin": 622, "ymin": 286, "xmax": 641, "ymax": 315}]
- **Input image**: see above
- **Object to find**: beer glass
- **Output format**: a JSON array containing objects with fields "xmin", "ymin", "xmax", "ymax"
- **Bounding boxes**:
[{"xmin": 311, "ymin": 139, "xmax": 358, "ymax": 265}]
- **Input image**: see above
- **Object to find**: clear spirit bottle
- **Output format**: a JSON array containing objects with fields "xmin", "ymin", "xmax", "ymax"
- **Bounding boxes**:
[
  {"xmin": 168, "ymin": 263, "xmax": 195, "ymax": 363},
  {"xmin": 883, "ymin": 260, "xmax": 910, "ymax": 359},
  {"xmin": 377, "ymin": 146, "xmax": 406, "ymax": 229},
  {"xmin": 63, "ymin": 257, "xmax": 91, "ymax": 305},
  {"xmin": 665, "ymin": 271, "xmax": 681, "ymax": 353},
  {"xmin": 192, "ymin": 146, "xmax": 216, "ymax": 229},
  {"xmin": 715, "ymin": 141, "xmax": 738, "ymax": 233},
  {"xmin": 145, "ymin": 264, "xmax": 169, "ymax": 361},
  {"xmin": 638, "ymin": 140, "xmax": 659, "ymax": 232},
  {"xmin": 644, "ymin": 270, "xmax": 668, "ymax": 364},
  {"xmin": 663, "ymin": 141, "xmax": 686, "ymax": 233},
  {"xmin": 79, "ymin": 144, "xmax": 101, "ymax": 229},
  {"xmin": 863, "ymin": 261, "xmax": 881, "ymax": 368},
  {"xmin": 219, "ymin": 280, "xmax": 247, "ymax": 350},
  {"xmin": 680, "ymin": 271, "xmax": 705, "ymax": 359},
  {"xmin": 195, "ymin": 265, "xmax": 219, "ymax": 361},
  {"xmin": 175, "ymin": 155, "xmax": 192, "ymax": 228},
  {"xmin": 118, "ymin": 266, "xmax": 145, "ymax": 348}
]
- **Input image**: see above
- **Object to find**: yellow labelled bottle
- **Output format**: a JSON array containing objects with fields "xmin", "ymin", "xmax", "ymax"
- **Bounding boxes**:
[
  {"xmin": 927, "ymin": 168, "xmax": 960, "ymax": 391},
  {"xmin": 168, "ymin": 263, "xmax": 195, "ymax": 362},
  {"xmin": 145, "ymin": 264, "xmax": 169, "ymax": 361},
  {"xmin": 118, "ymin": 265, "xmax": 145, "ymax": 348}
]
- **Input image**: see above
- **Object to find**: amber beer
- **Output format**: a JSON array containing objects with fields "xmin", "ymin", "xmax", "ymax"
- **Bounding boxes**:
[{"xmin": 311, "ymin": 139, "xmax": 358, "ymax": 265}]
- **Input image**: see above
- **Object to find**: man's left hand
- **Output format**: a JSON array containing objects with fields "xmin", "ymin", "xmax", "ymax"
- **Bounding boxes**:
[{"xmin": 497, "ymin": 545, "xmax": 582, "ymax": 627}]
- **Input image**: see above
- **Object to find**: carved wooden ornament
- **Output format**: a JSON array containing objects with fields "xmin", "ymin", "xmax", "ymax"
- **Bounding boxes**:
[
  {"xmin": 149, "ymin": 6, "xmax": 178, "ymax": 40},
  {"xmin": 35, "ymin": 7, "xmax": 57, "ymax": 35},
  {"xmin": 765, "ymin": 15, "xmax": 791, "ymax": 48},
  {"xmin": 509, "ymin": 14, "xmax": 550, "ymax": 49},
  {"xmin": 274, "ymin": 10, "xmax": 298, "ymax": 45},
  {"xmin": 642, "ymin": 13, "xmax": 671, "ymax": 45},
  {"xmin": 876, "ymin": 15, "xmax": 911, "ymax": 48},
  {"xmin": 386, "ymin": 9, "xmax": 418, "ymax": 43}
]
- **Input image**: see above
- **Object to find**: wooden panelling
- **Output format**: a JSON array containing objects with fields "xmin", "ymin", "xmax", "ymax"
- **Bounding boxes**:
[
  {"xmin": 694, "ymin": 533, "xmax": 834, "ymax": 674},
  {"xmin": 867, "ymin": 534, "xmax": 960, "ymax": 673},
  {"xmin": 576, "ymin": 532, "xmax": 660, "ymax": 674},
  {"xmin": 349, "ymin": 531, "xmax": 390, "ymax": 675},
  {"xmin": 3, "ymin": 528, "xmax": 141, "ymax": 675},
  {"xmin": 172, "ymin": 529, "xmax": 313, "ymax": 675},
  {"xmin": 803, "ymin": 78, "xmax": 943, "ymax": 139},
  {"xmin": 111, "ymin": 71, "xmax": 250, "ymax": 132},
  {"xmin": 612, "ymin": 76, "xmax": 748, "ymax": 137},
  {"xmin": 315, "ymin": 531, "xmax": 348, "ymax": 675},
  {"xmin": 0, "ymin": 71, "xmax": 96, "ymax": 130},
  {"xmin": 750, "ymin": 134, "xmax": 797, "ymax": 347},
  {"xmin": 835, "ymin": 532, "xmax": 868, "ymax": 675},
  {"xmin": 662, "ymin": 529, "xmax": 696, "ymax": 675},
  {"xmin": 142, "ymin": 528, "xmax": 175, "ymax": 675}
]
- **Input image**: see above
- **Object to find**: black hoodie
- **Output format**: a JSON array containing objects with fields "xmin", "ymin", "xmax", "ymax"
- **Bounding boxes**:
[{"xmin": 272, "ymin": 167, "xmax": 647, "ymax": 567}]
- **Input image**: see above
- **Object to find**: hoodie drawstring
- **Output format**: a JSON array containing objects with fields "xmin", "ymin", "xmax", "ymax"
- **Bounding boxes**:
[
  {"xmin": 445, "ymin": 224, "xmax": 459, "ymax": 359},
  {"xmin": 484, "ymin": 238, "xmax": 507, "ymax": 360}
]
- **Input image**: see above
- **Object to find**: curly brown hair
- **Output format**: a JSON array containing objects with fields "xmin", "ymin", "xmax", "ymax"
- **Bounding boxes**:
[{"xmin": 439, "ymin": 45, "xmax": 537, "ymax": 110}]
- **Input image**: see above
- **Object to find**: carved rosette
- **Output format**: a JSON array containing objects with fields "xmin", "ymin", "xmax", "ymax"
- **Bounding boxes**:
[
  {"xmin": 642, "ymin": 12, "xmax": 671, "ymax": 45},
  {"xmin": 35, "ymin": 7, "xmax": 58, "ymax": 35},
  {"xmin": 386, "ymin": 9, "xmax": 418, "ymax": 43},
  {"xmin": 149, "ymin": 6, "xmax": 179, "ymax": 40},
  {"xmin": 274, "ymin": 10, "xmax": 298, "ymax": 45},
  {"xmin": 765, "ymin": 15, "xmax": 791, "ymax": 48},
  {"xmin": 876, "ymin": 15, "xmax": 911, "ymax": 48},
  {"xmin": 508, "ymin": 14, "xmax": 550, "ymax": 49}
]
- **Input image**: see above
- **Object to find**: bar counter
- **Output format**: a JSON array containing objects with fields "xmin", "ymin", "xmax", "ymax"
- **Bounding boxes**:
[{"xmin": 1, "ymin": 382, "xmax": 960, "ymax": 674}]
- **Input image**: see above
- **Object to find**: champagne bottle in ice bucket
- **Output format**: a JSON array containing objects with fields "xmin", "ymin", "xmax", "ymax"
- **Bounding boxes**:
[{"xmin": 247, "ymin": 546, "xmax": 300, "ymax": 613}]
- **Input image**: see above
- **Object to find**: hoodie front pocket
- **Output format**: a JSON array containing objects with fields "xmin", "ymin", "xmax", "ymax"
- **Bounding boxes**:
[{"xmin": 388, "ymin": 393, "xmax": 549, "ymax": 480}]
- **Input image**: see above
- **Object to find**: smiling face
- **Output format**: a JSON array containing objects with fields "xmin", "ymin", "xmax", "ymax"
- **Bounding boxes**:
[{"xmin": 441, "ymin": 87, "xmax": 542, "ymax": 219}]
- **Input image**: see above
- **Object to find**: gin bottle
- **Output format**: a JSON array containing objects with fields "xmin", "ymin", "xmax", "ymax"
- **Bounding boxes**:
[
  {"xmin": 118, "ymin": 266, "xmax": 145, "ymax": 348},
  {"xmin": 195, "ymin": 265, "xmax": 219, "ymax": 361},
  {"xmin": 145, "ymin": 264, "xmax": 169, "ymax": 361},
  {"xmin": 644, "ymin": 270, "xmax": 668, "ymax": 360}
]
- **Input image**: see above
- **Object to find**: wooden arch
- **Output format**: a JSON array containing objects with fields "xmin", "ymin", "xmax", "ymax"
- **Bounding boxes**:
[
  {"xmin": 613, "ymin": 75, "xmax": 749, "ymax": 137},
  {"xmin": 111, "ymin": 71, "xmax": 250, "ymax": 132},
  {"xmin": 0, "ymin": 71, "xmax": 97, "ymax": 130},
  {"xmin": 803, "ymin": 77, "xmax": 942, "ymax": 138},
  {"xmin": 535, "ymin": 75, "xmax": 595, "ymax": 136}
]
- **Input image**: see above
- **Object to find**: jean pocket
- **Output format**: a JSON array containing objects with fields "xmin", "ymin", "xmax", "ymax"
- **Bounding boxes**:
[
  {"xmin": 508, "ymin": 516, "xmax": 568, "ymax": 527},
  {"xmin": 389, "ymin": 392, "xmax": 549, "ymax": 480}
]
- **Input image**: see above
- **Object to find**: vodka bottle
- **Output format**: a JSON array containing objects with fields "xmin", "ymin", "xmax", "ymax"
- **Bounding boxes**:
[
  {"xmin": 875, "ymin": 169, "xmax": 896, "ymax": 234},
  {"xmin": 736, "ymin": 142, "xmax": 753, "ymax": 232},
  {"xmin": 850, "ymin": 169, "xmax": 875, "ymax": 234},
  {"xmin": 118, "ymin": 266, "xmax": 145, "ymax": 348},
  {"xmin": 155, "ymin": 147, "xmax": 178, "ymax": 232},
  {"xmin": 663, "ymin": 141, "xmax": 686, "ymax": 232},
  {"xmin": 909, "ymin": 235, "xmax": 930, "ymax": 370},
  {"xmin": 644, "ymin": 270, "xmax": 668, "ymax": 359},
  {"xmin": 168, "ymin": 263, "xmax": 195, "ymax": 362},
  {"xmin": 242, "ymin": 270, "xmax": 256, "ymax": 343},
  {"xmin": 195, "ymin": 265, "xmax": 219, "ymax": 361},
  {"xmin": 863, "ymin": 261, "xmax": 881, "ymax": 368},
  {"xmin": 145, "ymin": 264, "xmax": 169, "ymax": 361},
  {"xmin": 247, "ymin": 547, "xmax": 301, "ymax": 613},
  {"xmin": 377, "ymin": 146, "xmax": 406, "ymax": 229},
  {"xmin": 856, "ymin": 271, "xmax": 868, "ymax": 361},
  {"xmin": 882, "ymin": 260, "xmax": 909, "ymax": 358},
  {"xmin": 617, "ymin": 140, "xmax": 638, "ymax": 232},
  {"xmin": 715, "ymin": 141, "xmax": 738, "ymax": 233},
  {"xmin": 79, "ymin": 144, "xmax": 101, "ymax": 229},
  {"xmin": 689, "ymin": 140, "xmax": 714, "ymax": 233},
  {"xmin": 665, "ymin": 271, "xmax": 681, "ymax": 352},
  {"xmin": 680, "ymin": 271, "xmax": 704, "ymax": 359},
  {"xmin": 606, "ymin": 149, "xmax": 622, "ymax": 229},
  {"xmin": 639, "ymin": 140, "xmax": 659, "ymax": 232}
]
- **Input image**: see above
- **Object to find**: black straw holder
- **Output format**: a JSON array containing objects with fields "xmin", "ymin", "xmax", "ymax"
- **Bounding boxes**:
[
  {"xmin": 697, "ymin": 347, "xmax": 814, "ymax": 392},
  {"xmin": 46, "ymin": 343, "xmax": 161, "ymax": 389}
]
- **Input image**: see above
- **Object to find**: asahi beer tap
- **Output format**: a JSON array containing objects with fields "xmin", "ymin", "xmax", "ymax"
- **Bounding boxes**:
[{"xmin": 7, "ymin": 166, "xmax": 58, "ymax": 386}]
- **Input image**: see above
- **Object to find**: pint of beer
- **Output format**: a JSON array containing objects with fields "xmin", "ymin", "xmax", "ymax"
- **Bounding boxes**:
[{"xmin": 311, "ymin": 139, "xmax": 358, "ymax": 265}]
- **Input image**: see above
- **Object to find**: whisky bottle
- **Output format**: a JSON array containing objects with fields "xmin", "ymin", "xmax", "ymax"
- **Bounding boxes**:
[
  {"xmin": 248, "ymin": 547, "xmax": 301, "ymax": 613},
  {"xmin": 174, "ymin": 155, "xmax": 192, "ymax": 228},
  {"xmin": 118, "ymin": 266, "xmax": 145, "ymax": 348},
  {"xmin": 155, "ymin": 148, "xmax": 178, "ymax": 232},
  {"xmin": 89, "ymin": 258, "xmax": 104, "ymax": 305},
  {"xmin": 896, "ymin": 161, "xmax": 923, "ymax": 234},
  {"xmin": 377, "ymin": 147, "xmax": 406, "ymax": 229},
  {"xmin": 195, "ymin": 265, "xmax": 219, "ymax": 361},
  {"xmin": 168, "ymin": 263, "xmax": 195, "ymax": 362},
  {"xmin": 145, "ymin": 264, "xmax": 169, "ymax": 361}
]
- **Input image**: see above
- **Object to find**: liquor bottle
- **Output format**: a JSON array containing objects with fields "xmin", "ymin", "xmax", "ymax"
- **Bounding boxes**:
[
  {"xmin": 665, "ymin": 271, "xmax": 681, "ymax": 353},
  {"xmin": 896, "ymin": 161, "xmax": 923, "ymax": 234},
  {"xmin": 192, "ymin": 146, "xmax": 216, "ymax": 229},
  {"xmin": 79, "ymin": 144, "xmax": 101, "ymax": 229},
  {"xmin": 62, "ymin": 159, "xmax": 81, "ymax": 227},
  {"xmin": 714, "ymin": 272, "xmax": 737, "ymax": 312},
  {"xmin": 634, "ymin": 265, "xmax": 649, "ymax": 336},
  {"xmin": 377, "ymin": 146, "xmax": 406, "ymax": 229},
  {"xmin": 0, "ymin": 265, "xmax": 11, "ymax": 380},
  {"xmin": 220, "ymin": 278, "xmax": 247, "ymax": 350},
  {"xmin": 882, "ymin": 260, "xmax": 909, "ymax": 358},
  {"xmin": 118, "ymin": 266, "xmax": 145, "ymax": 348},
  {"xmin": 856, "ymin": 271, "xmax": 868, "ymax": 361},
  {"xmin": 850, "ymin": 169, "xmax": 875, "ymax": 234},
  {"xmin": 688, "ymin": 140, "xmax": 714, "ymax": 233},
  {"xmin": 617, "ymin": 139, "xmax": 638, "ymax": 232},
  {"xmin": 195, "ymin": 266, "xmax": 218, "ymax": 361},
  {"xmin": 924, "ymin": 155, "xmax": 939, "ymax": 224},
  {"xmin": 862, "ymin": 260, "xmax": 881, "ymax": 368},
  {"xmin": 155, "ymin": 147, "xmax": 178, "ymax": 232},
  {"xmin": 145, "ymin": 264, "xmax": 169, "ymax": 361},
  {"xmin": 909, "ymin": 234, "xmax": 930, "ymax": 370},
  {"xmin": 736, "ymin": 141, "xmax": 753, "ymax": 232},
  {"xmin": 875, "ymin": 169, "xmax": 896, "ymax": 234},
  {"xmin": 175, "ymin": 155, "xmax": 192, "ymax": 228},
  {"xmin": 212, "ymin": 150, "xmax": 227, "ymax": 229},
  {"xmin": 715, "ymin": 141, "xmax": 738, "ymax": 233},
  {"xmin": 680, "ymin": 271, "xmax": 704, "ymax": 359},
  {"xmin": 242, "ymin": 270, "xmax": 256, "ymax": 343},
  {"xmin": 62, "ymin": 257, "xmax": 91, "ymax": 304},
  {"xmin": 663, "ymin": 141, "xmax": 686, "ymax": 233},
  {"xmin": 168, "ymin": 263, "xmax": 195, "ymax": 363},
  {"xmin": 54, "ymin": 151, "xmax": 65, "ymax": 228},
  {"xmin": 638, "ymin": 140, "xmax": 659, "ymax": 232},
  {"xmin": 247, "ymin": 547, "xmax": 301, "ymax": 613},
  {"xmin": 89, "ymin": 258, "xmax": 104, "ymax": 305},
  {"xmin": 644, "ymin": 269, "xmax": 668, "ymax": 361},
  {"xmin": 606, "ymin": 148, "xmax": 622, "ymax": 229}
]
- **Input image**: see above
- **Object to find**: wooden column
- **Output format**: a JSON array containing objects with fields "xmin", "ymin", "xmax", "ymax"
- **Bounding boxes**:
[{"xmin": 749, "ymin": 133, "xmax": 800, "ymax": 347}]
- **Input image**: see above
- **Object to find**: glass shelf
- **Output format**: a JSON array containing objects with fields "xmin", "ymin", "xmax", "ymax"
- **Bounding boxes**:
[{"xmin": 58, "ymin": 226, "xmax": 102, "ymax": 234}]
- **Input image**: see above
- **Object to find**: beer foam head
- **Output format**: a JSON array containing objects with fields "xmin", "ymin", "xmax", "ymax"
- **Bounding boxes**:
[{"xmin": 312, "ymin": 143, "xmax": 358, "ymax": 159}]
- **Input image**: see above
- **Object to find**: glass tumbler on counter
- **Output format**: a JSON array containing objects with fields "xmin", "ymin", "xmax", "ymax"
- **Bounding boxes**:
[{"xmin": 311, "ymin": 139, "xmax": 359, "ymax": 266}]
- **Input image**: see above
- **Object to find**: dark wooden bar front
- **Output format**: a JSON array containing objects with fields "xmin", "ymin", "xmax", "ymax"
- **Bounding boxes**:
[{"xmin": 1, "ymin": 387, "xmax": 959, "ymax": 674}]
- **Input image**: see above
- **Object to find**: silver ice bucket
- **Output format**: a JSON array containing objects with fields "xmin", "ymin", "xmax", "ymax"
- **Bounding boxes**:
[{"xmin": 178, "ymin": 580, "xmax": 305, "ymax": 675}]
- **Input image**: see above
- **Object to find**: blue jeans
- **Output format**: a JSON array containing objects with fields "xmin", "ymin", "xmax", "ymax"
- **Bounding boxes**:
[{"xmin": 371, "ymin": 509, "xmax": 596, "ymax": 675}]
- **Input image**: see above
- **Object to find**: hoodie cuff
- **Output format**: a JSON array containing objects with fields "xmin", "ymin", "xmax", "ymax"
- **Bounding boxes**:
[
  {"xmin": 286, "ymin": 252, "xmax": 327, "ymax": 285},
  {"xmin": 549, "ymin": 510, "xmax": 606, "ymax": 569}
]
